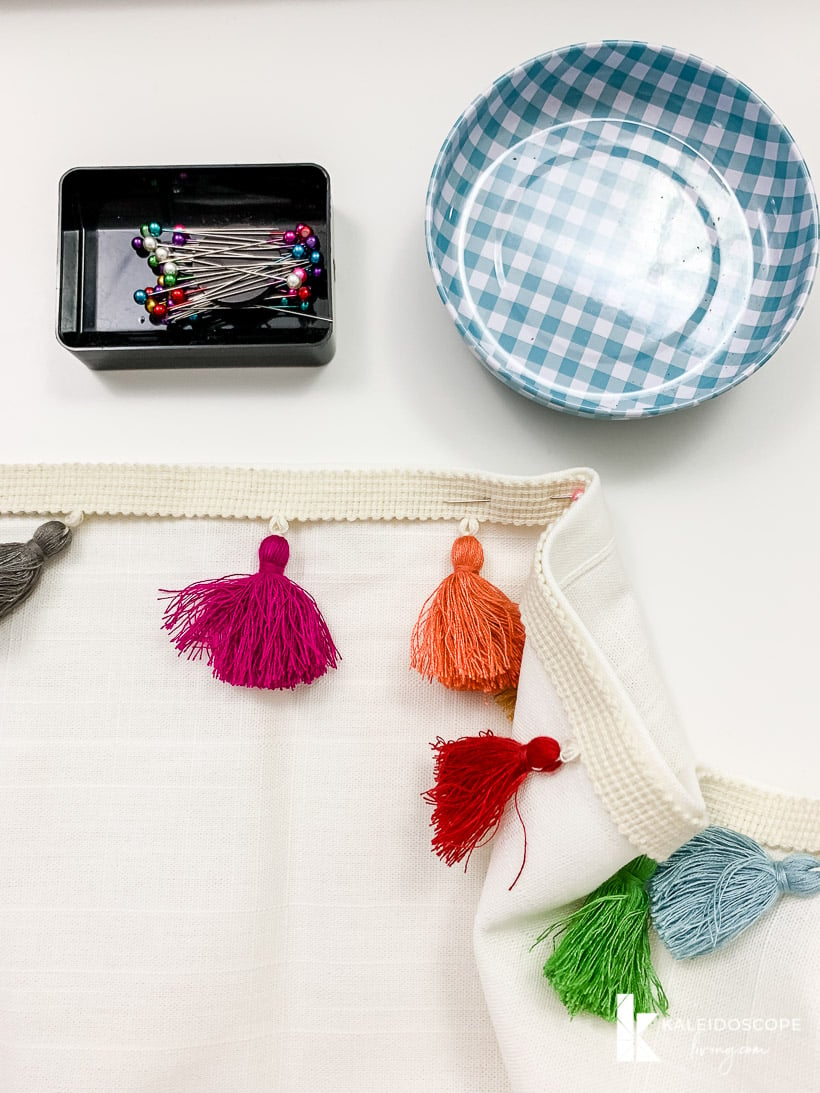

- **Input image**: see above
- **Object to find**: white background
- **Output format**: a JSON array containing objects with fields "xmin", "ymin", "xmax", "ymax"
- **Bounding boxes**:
[{"xmin": 0, "ymin": 0, "xmax": 817, "ymax": 795}]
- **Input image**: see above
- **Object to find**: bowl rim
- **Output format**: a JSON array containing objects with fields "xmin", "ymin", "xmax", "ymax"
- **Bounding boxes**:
[{"xmin": 424, "ymin": 39, "xmax": 820, "ymax": 418}]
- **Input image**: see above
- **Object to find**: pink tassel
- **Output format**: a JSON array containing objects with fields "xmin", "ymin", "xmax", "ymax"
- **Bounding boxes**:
[{"xmin": 161, "ymin": 534, "xmax": 339, "ymax": 690}]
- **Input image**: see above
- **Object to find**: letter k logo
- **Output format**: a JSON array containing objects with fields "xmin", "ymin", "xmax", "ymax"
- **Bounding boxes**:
[{"xmin": 616, "ymin": 993, "xmax": 659, "ymax": 1062}]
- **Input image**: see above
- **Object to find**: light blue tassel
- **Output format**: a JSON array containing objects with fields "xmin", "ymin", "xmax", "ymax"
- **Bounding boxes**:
[{"xmin": 649, "ymin": 826, "xmax": 820, "ymax": 959}]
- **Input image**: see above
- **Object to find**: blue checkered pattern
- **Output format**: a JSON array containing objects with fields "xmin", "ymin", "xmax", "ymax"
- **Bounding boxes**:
[{"xmin": 425, "ymin": 42, "xmax": 819, "ymax": 418}]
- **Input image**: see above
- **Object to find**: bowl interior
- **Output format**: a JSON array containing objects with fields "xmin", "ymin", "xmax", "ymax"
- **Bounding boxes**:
[{"xmin": 427, "ymin": 42, "xmax": 818, "ymax": 416}]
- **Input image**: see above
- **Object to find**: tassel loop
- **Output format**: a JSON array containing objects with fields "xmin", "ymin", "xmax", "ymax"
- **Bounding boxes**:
[
  {"xmin": 268, "ymin": 514, "xmax": 289, "ymax": 536},
  {"xmin": 62, "ymin": 509, "xmax": 85, "ymax": 530},
  {"xmin": 458, "ymin": 515, "xmax": 480, "ymax": 538}
]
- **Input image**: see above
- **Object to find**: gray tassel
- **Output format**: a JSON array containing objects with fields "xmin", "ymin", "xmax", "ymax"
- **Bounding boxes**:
[{"xmin": 0, "ymin": 521, "xmax": 73, "ymax": 620}]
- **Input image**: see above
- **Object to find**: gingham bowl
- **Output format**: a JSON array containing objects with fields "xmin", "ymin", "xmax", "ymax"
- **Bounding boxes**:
[{"xmin": 425, "ymin": 42, "xmax": 819, "ymax": 418}]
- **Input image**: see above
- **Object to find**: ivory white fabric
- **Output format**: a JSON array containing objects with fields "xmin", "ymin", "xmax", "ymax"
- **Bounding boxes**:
[
  {"xmin": 478, "ymin": 480, "xmax": 820, "ymax": 1091},
  {"xmin": 0, "ymin": 465, "xmax": 817, "ymax": 1093}
]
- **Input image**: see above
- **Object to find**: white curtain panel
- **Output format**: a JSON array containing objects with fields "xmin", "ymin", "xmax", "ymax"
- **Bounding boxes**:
[{"xmin": 0, "ymin": 466, "xmax": 817, "ymax": 1093}]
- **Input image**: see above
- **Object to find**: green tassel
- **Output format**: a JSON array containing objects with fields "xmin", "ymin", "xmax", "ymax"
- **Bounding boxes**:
[{"xmin": 534, "ymin": 856, "xmax": 668, "ymax": 1022}]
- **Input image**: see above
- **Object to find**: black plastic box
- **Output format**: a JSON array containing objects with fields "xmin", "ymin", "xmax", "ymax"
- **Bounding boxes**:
[{"xmin": 57, "ymin": 164, "xmax": 335, "ymax": 369}]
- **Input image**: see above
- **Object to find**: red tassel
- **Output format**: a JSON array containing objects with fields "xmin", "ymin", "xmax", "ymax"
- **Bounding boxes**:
[
  {"xmin": 423, "ymin": 731, "xmax": 563, "ymax": 882},
  {"xmin": 410, "ymin": 536, "xmax": 525, "ymax": 693},
  {"xmin": 161, "ymin": 534, "xmax": 339, "ymax": 690}
]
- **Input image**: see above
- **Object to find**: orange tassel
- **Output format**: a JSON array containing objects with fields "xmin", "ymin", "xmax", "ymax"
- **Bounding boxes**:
[{"xmin": 410, "ymin": 536, "xmax": 525, "ymax": 693}]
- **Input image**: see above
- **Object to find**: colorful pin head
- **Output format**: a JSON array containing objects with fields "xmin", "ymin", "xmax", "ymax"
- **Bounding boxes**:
[{"xmin": 129, "ymin": 221, "xmax": 323, "ymax": 323}]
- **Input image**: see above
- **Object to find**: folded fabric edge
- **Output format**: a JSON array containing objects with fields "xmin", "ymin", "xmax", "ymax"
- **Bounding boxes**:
[
  {"xmin": 521, "ymin": 477, "xmax": 820, "ymax": 858},
  {"xmin": 521, "ymin": 475, "xmax": 708, "ymax": 862}
]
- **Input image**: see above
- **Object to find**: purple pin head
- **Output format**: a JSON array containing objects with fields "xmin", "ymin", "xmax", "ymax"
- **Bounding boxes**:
[
  {"xmin": 172, "ymin": 232, "xmax": 187, "ymax": 246},
  {"xmin": 311, "ymin": 266, "xmax": 323, "ymax": 279},
  {"xmin": 305, "ymin": 234, "xmax": 318, "ymax": 250},
  {"xmin": 131, "ymin": 236, "xmax": 146, "ymax": 254}
]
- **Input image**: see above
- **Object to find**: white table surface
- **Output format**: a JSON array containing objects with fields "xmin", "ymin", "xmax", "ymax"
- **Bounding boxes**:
[{"xmin": 1, "ymin": 0, "xmax": 817, "ymax": 796}]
